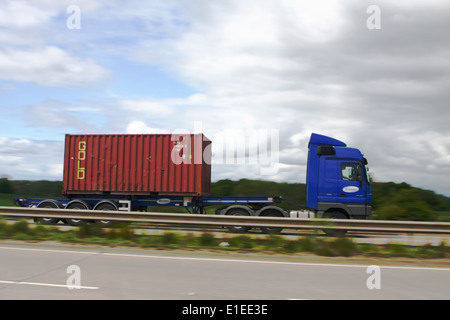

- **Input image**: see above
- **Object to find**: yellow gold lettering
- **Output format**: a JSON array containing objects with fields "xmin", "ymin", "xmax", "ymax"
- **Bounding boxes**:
[{"xmin": 77, "ymin": 141, "xmax": 86, "ymax": 180}]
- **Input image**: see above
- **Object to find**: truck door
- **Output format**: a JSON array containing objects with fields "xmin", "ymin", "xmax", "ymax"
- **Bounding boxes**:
[{"xmin": 338, "ymin": 161, "xmax": 368, "ymax": 204}]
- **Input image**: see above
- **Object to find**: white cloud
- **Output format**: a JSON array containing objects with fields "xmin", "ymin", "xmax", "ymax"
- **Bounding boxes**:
[
  {"xmin": 119, "ymin": 0, "xmax": 450, "ymax": 195},
  {"xmin": 0, "ymin": 0, "xmax": 111, "ymax": 88},
  {"xmin": 0, "ymin": 0, "xmax": 57, "ymax": 29},
  {"xmin": 21, "ymin": 99, "xmax": 101, "ymax": 131},
  {"xmin": 120, "ymin": 99, "xmax": 176, "ymax": 116},
  {"xmin": 2, "ymin": 0, "xmax": 450, "ymax": 196},
  {"xmin": 0, "ymin": 46, "xmax": 110, "ymax": 87},
  {"xmin": 0, "ymin": 138, "xmax": 63, "ymax": 180},
  {"xmin": 126, "ymin": 121, "xmax": 170, "ymax": 134}
]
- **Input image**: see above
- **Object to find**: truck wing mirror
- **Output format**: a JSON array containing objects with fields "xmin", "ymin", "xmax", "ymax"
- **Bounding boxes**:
[{"xmin": 358, "ymin": 166, "xmax": 364, "ymax": 186}]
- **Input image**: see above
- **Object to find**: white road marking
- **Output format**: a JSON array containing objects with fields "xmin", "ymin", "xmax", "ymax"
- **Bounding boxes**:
[
  {"xmin": 0, "ymin": 245, "xmax": 449, "ymax": 271},
  {"xmin": 0, "ymin": 246, "xmax": 98, "ymax": 255},
  {"xmin": 102, "ymin": 252, "xmax": 450, "ymax": 271},
  {"xmin": 0, "ymin": 280, "xmax": 99, "ymax": 290}
]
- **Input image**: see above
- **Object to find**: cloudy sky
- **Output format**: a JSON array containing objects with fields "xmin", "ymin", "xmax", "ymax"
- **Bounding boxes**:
[{"xmin": 1, "ymin": 0, "xmax": 450, "ymax": 196}]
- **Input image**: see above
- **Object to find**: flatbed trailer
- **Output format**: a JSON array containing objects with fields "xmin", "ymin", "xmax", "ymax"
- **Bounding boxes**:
[{"xmin": 14, "ymin": 195, "xmax": 282, "ymax": 214}]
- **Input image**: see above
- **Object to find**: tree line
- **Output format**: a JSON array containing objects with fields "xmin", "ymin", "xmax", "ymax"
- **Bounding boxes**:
[
  {"xmin": 1, "ymin": 178, "xmax": 449, "ymax": 221},
  {"xmin": 212, "ymin": 179, "xmax": 450, "ymax": 221}
]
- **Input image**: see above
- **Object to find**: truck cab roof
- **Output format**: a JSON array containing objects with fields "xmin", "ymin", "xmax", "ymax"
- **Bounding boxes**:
[
  {"xmin": 310, "ymin": 133, "xmax": 364, "ymax": 162},
  {"xmin": 308, "ymin": 133, "xmax": 346, "ymax": 148}
]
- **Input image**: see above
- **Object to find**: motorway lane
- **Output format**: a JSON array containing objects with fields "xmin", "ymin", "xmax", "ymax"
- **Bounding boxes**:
[{"xmin": 0, "ymin": 243, "xmax": 449, "ymax": 300}]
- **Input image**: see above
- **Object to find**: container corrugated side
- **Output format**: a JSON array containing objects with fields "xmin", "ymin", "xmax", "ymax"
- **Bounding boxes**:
[{"xmin": 63, "ymin": 134, "xmax": 211, "ymax": 196}]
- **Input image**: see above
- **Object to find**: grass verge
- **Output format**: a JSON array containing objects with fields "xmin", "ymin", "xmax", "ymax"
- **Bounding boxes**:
[{"xmin": 0, "ymin": 219, "xmax": 449, "ymax": 260}]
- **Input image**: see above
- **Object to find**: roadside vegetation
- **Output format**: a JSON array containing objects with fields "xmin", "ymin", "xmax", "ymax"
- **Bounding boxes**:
[
  {"xmin": 0, "ymin": 219, "xmax": 448, "ymax": 260},
  {"xmin": 212, "ymin": 179, "xmax": 450, "ymax": 222},
  {"xmin": 2, "ymin": 178, "xmax": 450, "ymax": 221},
  {"xmin": 1, "ymin": 178, "xmax": 450, "ymax": 260}
]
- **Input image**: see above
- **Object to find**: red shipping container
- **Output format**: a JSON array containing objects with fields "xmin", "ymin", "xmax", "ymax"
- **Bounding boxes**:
[{"xmin": 63, "ymin": 134, "xmax": 211, "ymax": 196}]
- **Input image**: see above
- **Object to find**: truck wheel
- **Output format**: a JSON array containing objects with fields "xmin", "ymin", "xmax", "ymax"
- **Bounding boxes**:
[
  {"xmin": 65, "ymin": 201, "xmax": 91, "ymax": 226},
  {"xmin": 226, "ymin": 209, "xmax": 252, "ymax": 233},
  {"xmin": 259, "ymin": 210, "xmax": 284, "ymax": 234},
  {"xmin": 323, "ymin": 211, "xmax": 347, "ymax": 236},
  {"xmin": 94, "ymin": 202, "xmax": 117, "ymax": 227},
  {"xmin": 36, "ymin": 200, "xmax": 62, "ymax": 225}
]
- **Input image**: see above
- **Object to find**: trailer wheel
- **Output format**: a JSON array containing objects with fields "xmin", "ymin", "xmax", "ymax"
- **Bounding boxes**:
[
  {"xmin": 226, "ymin": 209, "xmax": 252, "ymax": 233},
  {"xmin": 36, "ymin": 200, "xmax": 62, "ymax": 225},
  {"xmin": 94, "ymin": 202, "xmax": 117, "ymax": 227},
  {"xmin": 322, "ymin": 211, "xmax": 347, "ymax": 236},
  {"xmin": 65, "ymin": 201, "xmax": 91, "ymax": 226}
]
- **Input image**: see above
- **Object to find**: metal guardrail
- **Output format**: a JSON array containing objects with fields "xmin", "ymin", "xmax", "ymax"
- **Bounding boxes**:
[{"xmin": 1, "ymin": 206, "xmax": 450, "ymax": 234}]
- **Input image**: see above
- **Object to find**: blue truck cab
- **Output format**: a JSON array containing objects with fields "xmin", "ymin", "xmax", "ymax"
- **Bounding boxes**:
[{"xmin": 306, "ymin": 133, "xmax": 372, "ymax": 220}]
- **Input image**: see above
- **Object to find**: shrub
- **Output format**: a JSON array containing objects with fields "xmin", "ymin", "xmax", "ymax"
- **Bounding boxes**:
[
  {"xmin": 13, "ymin": 233, "xmax": 29, "ymax": 241},
  {"xmin": 283, "ymin": 240, "xmax": 299, "ymax": 253},
  {"xmin": 199, "ymin": 233, "xmax": 217, "ymax": 247},
  {"xmin": 106, "ymin": 223, "xmax": 134, "ymax": 240},
  {"xmin": 360, "ymin": 243, "xmax": 381, "ymax": 255},
  {"xmin": 413, "ymin": 241, "xmax": 449, "ymax": 259},
  {"xmin": 0, "ymin": 221, "xmax": 7, "ymax": 238},
  {"xmin": 138, "ymin": 235, "xmax": 158, "ymax": 247},
  {"xmin": 311, "ymin": 238, "xmax": 357, "ymax": 257},
  {"xmin": 86, "ymin": 236, "xmax": 107, "ymax": 245},
  {"xmin": 313, "ymin": 244, "xmax": 336, "ymax": 257},
  {"xmin": 264, "ymin": 235, "xmax": 283, "ymax": 250},
  {"xmin": 182, "ymin": 233, "xmax": 198, "ymax": 247},
  {"xmin": 31, "ymin": 225, "xmax": 52, "ymax": 237},
  {"xmin": 329, "ymin": 237, "xmax": 359, "ymax": 257},
  {"xmin": 437, "ymin": 240, "xmax": 449, "ymax": 258},
  {"xmin": 56, "ymin": 230, "xmax": 78, "ymax": 242},
  {"xmin": 385, "ymin": 243, "xmax": 411, "ymax": 257},
  {"xmin": 297, "ymin": 237, "xmax": 315, "ymax": 252},
  {"xmin": 12, "ymin": 220, "xmax": 29, "ymax": 234},
  {"xmin": 230, "ymin": 235, "xmax": 255, "ymax": 249},
  {"xmin": 161, "ymin": 232, "xmax": 181, "ymax": 245},
  {"xmin": 78, "ymin": 223, "xmax": 103, "ymax": 238}
]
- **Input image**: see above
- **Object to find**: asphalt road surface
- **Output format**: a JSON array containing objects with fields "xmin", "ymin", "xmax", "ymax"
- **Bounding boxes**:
[{"xmin": 0, "ymin": 243, "xmax": 449, "ymax": 300}]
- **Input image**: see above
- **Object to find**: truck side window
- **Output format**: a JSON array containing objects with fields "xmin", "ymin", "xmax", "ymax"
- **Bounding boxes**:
[{"xmin": 341, "ymin": 163, "xmax": 361, "ymax": 181}]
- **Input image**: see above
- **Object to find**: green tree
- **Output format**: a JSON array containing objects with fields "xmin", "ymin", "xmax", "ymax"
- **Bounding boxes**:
[
  {"xmin": 0, "ymin": 178, "xmax": 13, "ymax": 193},
  {"xmin": 375, "ymin": 188, "xmax": 438, "ymax": 221}
]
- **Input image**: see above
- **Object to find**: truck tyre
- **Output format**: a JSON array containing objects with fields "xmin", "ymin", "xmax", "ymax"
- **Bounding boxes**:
[
  {"xmin": 226, "ymin": 208, "xmax": 252, "ymax": 233},
  {"xmin": 65, "ymin": 201, "xmax": 91, "ymax": 226},
  {"xmin": 94, "ymin": 202, "xmax": 117, "ymax": 227},
  {"xmin": 323, "ymin": 211, "xmax": 347, "ymax": 236},
  {"xmin": 259, "ymin": 210, "xmax": 284, "ymax": 234},
  {"xmin": 36, "ymin": 200, "xmax": 62, "ymax": 225}
]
